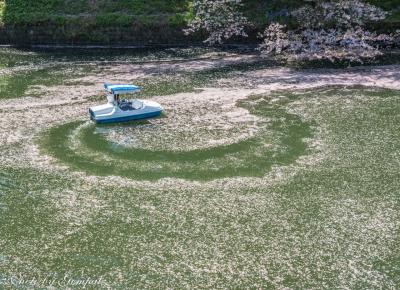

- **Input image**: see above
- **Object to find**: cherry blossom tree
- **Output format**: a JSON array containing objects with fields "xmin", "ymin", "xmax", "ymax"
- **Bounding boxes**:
[
  {"xmin": 186, "ymin": 0, "xmax": 392, "ymax": 62},
  {"xmin": 259, "ymin": 0, "xmax": 391, "ymax": 61},
  {"xmin": 184, "ymin": 0, "xmax": 249, "ymax": 45}
]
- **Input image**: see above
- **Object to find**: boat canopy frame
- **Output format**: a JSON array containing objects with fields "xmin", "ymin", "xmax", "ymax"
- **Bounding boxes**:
[{"xmin": 104, "ymin": 84, "xmax": 142, "ymax": 95}]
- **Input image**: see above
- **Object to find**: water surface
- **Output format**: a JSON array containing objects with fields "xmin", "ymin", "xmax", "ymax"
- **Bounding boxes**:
[{"xmin": 0, "ymin": 48, "xmax": 399, "ymax": 289}]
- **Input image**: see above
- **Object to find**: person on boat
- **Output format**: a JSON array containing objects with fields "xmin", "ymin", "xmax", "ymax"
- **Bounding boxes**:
[{"xmin": 115, "ymin": 94, "xmax": 120, "ymax": 104}]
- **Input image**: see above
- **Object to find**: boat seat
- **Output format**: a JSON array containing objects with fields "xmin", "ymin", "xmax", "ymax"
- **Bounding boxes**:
[
  {"xmin": 119, "ymin": 104, "xmax": 131, "ymax": 111},
  {"xmin": 132, "ymin": 100, "xmax": 143, "ymax": 110}
]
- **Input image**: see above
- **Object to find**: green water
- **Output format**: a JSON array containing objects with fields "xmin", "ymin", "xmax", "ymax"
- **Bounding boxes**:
[{"xmin": 0, "ymin": 48, "xmax": 399, "ymax": 289}]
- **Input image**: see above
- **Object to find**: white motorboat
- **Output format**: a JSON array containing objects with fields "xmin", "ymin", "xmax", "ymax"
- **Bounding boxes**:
[{"xmin": 89, "ymin": 84, "xmax": 163, "ymax": 124}]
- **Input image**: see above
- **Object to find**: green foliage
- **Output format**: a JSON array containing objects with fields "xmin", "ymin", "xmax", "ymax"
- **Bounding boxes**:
[
  {"xmin": 168, "ymin": 13, "xmax": 187, "ymax": 27},
  {"xmin": 0, "ymin": 0, "xmax": 397, "ymax": 36},
  {"xmin": 1, "ymin": 0, "xmax": 189, "ymax": 26},
  {"xmin": 95, "ymin": 14, "xmax": 133, "ymax": 27},
  {"xmin": 0, "ymin": 2, "xmax": 4, "ymax": 25},
  {"xmin": 2, "ymin": 0, "xmax": 58, "ymax": 23},
  {"xmin": 368, "ymin": 0, "xmax": 399, "ymax": 10}
]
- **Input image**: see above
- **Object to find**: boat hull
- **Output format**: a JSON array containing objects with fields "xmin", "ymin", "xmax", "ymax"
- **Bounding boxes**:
[
  {"xmin": 89, "ymin": 98, "xmax": 163, "ymax": 124},
  {"xmin": 93, "ymin": 110, "xmax": 162, "ymax": 124}
]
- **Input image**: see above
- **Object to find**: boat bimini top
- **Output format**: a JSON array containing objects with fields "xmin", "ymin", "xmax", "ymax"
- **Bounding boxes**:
[{"xmin": 104, "ymin": 83, "xmax": 142, "ymax": 95}]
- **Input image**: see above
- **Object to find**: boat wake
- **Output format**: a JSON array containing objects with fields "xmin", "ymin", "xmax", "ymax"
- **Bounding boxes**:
[{"xmin": 40, "ymin": 94, "xmax": 313, "ymax": 180}]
